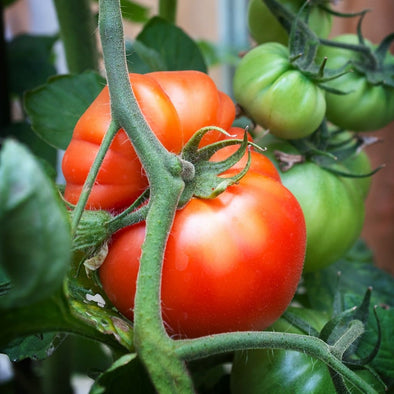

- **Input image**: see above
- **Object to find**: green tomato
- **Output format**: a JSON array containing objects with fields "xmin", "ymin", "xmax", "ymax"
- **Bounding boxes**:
[
  {"xmin": 234, "ymin": 43, "xmax": 326, "ymax": 140},
  {"xmin": 319, "ymin": 34, "xmax": 394, "ymax": 131},
  {"xmin": 264, "ymin": 139, "xmax": 365, "ymax": 272},
  {"xmin": 231, "ymin": 307, "xmax": 386, "ymax": 394},
  {"xmin": 248, "ymin": 0, "xmax": 332, "ymax": 46}
]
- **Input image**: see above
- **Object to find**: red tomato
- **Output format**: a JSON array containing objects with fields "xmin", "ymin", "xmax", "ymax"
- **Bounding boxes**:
[
  {"xmin": 99, "ymin": 147, "xmax": 306, "ymax": 338},
  {"xmin": 62, "ymin": 71, "xmax": 235, "ymax": 211}
]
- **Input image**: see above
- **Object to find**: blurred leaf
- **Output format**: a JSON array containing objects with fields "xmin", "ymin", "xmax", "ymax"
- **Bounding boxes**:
[
  {"xmin": 90, "ymin": 354, "xmax": 155, "ymax": 394},
  {"xmin": 197, "ymin": 40, "xmax": 240, "ymax": 68},
  {"xmin": 7, "ymin": 34, "xmax": 57, "ymax": 97},
  {"xmin": 3, "ymin": 122, "xmax": 57, "ymax": 171},
  {"xmin": 24, "ymin": 71, "xmax": 105, "ymax": 150},
  {"xmin": 92, "ymin": 0, "xmax": 149, "ymax": 23},
  {"xmin": 127, "ymin": 16, "xmax": 207, "ymax": 73},
  {"xmin": 119, "ymin": 0, "xmax": 150, "ymax": 23},
  {"xmin": 2, "ymin": 333, "xmax": 65, "ymax": 362},
  {"xmin": 0, "ymin": 139, "xmax": 71, "ymax": 309},
  {"xmin": 303, "ymin": 239, "xmax": 394, "ymax": 314}
]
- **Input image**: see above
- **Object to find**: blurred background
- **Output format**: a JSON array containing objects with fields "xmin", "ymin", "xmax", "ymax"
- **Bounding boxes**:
[{"xmin": 3, "ymin": 0, "xmax": 394, "ymax": 277}]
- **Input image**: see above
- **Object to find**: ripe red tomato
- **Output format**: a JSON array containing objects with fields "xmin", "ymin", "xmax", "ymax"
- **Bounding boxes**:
[
  {"xmin": 62, "ymin": 71, "xmax": 235, "ymax": 211},
  {"xmin": 99, "ymin": 146, "xmax": 306, "ymax": 338}
]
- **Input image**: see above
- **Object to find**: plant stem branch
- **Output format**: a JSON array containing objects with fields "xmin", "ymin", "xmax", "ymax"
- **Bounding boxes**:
[
  {"xmin": 71, "ymin": 121, "xmax": 119, "ymax": 235},
  {"xmin": 159, "ymin": 0, "xmax": 178, "ymax": 24},
  {"xmin": 175, "ymin": 331, "xmax": 377, "ymax": 393},
  {"xmin": 99, "ymin": 0, "xmax": 195, "ymax": 391},
  {"xmin": 53, "ymin": 0, "xmax": 100, "ymax": 73}
]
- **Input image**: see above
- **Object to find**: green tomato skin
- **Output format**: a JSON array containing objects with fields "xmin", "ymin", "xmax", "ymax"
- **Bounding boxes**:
[
  {"xmin": 234, "ymin": 43, "xmax": 326, "ymax": 140},
  {"xmin": 247, "ymin": 0, "xmax": 332, "ymax": 46},
  {"xmin": 319, "ymin": 34, "xmax": 394, "ymax": 131},
  {"xmin": 264, "ymin": 141, "xmax": 365, "ymax": 272}
]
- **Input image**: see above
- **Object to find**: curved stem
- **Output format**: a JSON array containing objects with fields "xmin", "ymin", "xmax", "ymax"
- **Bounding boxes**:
[
  {"xmin": 71, "ymin": 121, "xmax": 119, "ymax": 235},
  {"xmin": 53, "ymin": 0, "xmax": 100, "ymax": 73},
  {"xmin": 99, "ymin": 0, "xmax": 194, "ymax": 391},
  {"xmin": 175, "ymin": 331, "xmax": 377, "ymax": 394},
  {"xmin": 159, "ymin": 0, "xmax": 178, "ymax": 24}
]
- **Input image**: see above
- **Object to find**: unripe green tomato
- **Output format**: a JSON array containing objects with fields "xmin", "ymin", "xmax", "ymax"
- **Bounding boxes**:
[
  {"xmin": 248, "ymin": 0, "xmax": 332, "ymax": 46},
  {"xmin": 234, "ymin": 43, "xmax": 326, "ymax": 140},
  {"xmin": 264, "ymin": 140, "xmax": 365, "ymax": 272},
  {"xmin": 318, "ymin": 34, "xmax": 394, "ymax": 131}
]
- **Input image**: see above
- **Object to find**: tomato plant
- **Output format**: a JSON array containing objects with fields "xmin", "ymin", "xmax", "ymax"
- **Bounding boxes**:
[
  {"xmin": 62, "ymin": 70, "xmax": 235, "ymax": 211},
  {"xmin": 99, "ymin": 148, "xmax": 306, "ymax": 338},
  {"xmin": 247, "ymin": 0, "xmax": 332, "ymax": 46},
  {"xmin": 318, "ymin": 34, "xmax": 394, "ymax": 131},
  {"xmin": 263, "ymin": 137, "xmax": 366, "ymax": 272},
  {"xmin": 233, "ymin": 43, "xmax": 326, "ymax": 140}
]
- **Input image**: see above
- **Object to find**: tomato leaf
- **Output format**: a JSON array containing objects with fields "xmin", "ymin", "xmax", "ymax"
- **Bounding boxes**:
[
  {"xmin": 24, "ymin": 71, "xmax": 105, "ymax": 150},
  {"xmin": 64, "ymin": 252, "xmax": 134, "ymax": 351},
  {"xmin": 2, "ymin": 122, "xmax": 57, "ymax": 172},
  {"xmin": 6, "ymin": 34, "xmax": 58, "ymax": 97},
  {"xmin": 0, "ymin": 139, "xmax": 71, "ymax": 309},
  {"xmin": 303, "ymin": 239, "xmax": 394, "ymax": 314},
  {"xmin": 127, "ymin": 16, "xmax": 207, "ymax": 73},
  {"xmin": 2, "ymin": 333, "xmax": 65, "ymax": 362},
  {"xmin": 90, "ymin": 354, "xmax": 155, "ymax": 394}
]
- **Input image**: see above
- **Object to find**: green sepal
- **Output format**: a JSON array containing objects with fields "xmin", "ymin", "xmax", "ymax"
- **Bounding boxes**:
[
  {"xmin": 71, "ymin": 209, "xmax": 113, "ymax": 254},
  {"xmin": 178, "ymin": 127, "xmax": 252, "ymax": 207}
]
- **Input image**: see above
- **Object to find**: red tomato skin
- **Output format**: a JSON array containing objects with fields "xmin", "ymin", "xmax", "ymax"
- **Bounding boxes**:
[
  {"xmin": 99, "ymin": 169, "xmax": 306, "ymax": 338},
  {"xmin": 62, "ymin": 71, "xmax": 235, "ymax": 211}
]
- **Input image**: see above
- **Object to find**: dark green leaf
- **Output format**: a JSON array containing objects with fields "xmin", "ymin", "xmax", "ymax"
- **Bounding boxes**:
[
  {"xmin": 125, "ymin": 41, "xmax": 152, "ymax": 74},
  {"xmin": 303, "ymin": 239, "xmax": 394, "ymax": 314},
  {"xmin": 90, "ymin": 354, "xmax": 155, "ymax": 394},
  {"xmin": 2, "ymin": 333, "xmax": 65, "ymax": 362},
  {"xmin": 130, "ymin": 16, "xmax": 207, "ymax": 73},
  {"xmin": 24, "ymin": 71, "xmax": 106, "ymax": 150},
  {"xmin": 3, "ymin": 122, "xmax": 57, "ymax": 171},
  {"xmin": 7, "ymin": 34, "xmax": 58, "ymax": 97},
  {"xmin": 0, "ymin": 139, "xmax": 71, "ymax": 309},
  {"xmin": 357, "ymin": 307, "xmax": 394, "ymax": 384}
]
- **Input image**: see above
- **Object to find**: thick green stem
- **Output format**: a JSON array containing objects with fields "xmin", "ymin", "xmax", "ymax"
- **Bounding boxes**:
[
  {"xmin": 159, "ymin": 0, "xmax": 178, "ymax": 24},
  {"xmin": 53, "ymin": 0, "xmax": 100, "ymax": 73},
  {"xmin": 175, "ymin": 331, "xmax": 377, "ymax": 394},
  {"xmin": 98, "ymin": 0, "xmax": 195, "ymax": 391},
  {"xmin": 71, "ymin": 121, "xmax": 119, "ymax": 235}
]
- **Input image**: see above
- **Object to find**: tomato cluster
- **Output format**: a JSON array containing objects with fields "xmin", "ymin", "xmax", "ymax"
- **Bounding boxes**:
[{"xmin": 63, "ymin": 72, "xmax": 307, "ymax": 338}]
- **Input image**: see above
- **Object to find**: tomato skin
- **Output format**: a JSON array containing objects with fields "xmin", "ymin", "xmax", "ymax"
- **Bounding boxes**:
[
  {"xmin": 231, "ymin": 308, "xmax": 385, "ymax": 394},
  {"xmin": 99, "ymin": 152, "xmax": 306, "ymax": 338},
  {"xmin": 248, "ymin": 0, "xmax": 332, "ymax": 46},
  {"xmin": 264, "ymin": 139, "xmax": 365, "ymax": 272},
  {"xmin": 233, "ymin": 43, "xmax": 326, "ymax": 140},
  {"xmin": 62, "ymin": 71, "xmax": 236, "ymax": 211},
  {"xmin": 318, "ymin": 34, "xmax": 394, "ymax": 131}
]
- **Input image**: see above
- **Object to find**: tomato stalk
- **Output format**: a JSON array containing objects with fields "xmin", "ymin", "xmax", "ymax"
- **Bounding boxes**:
[
  {"xmin": 70, "ymin": 121, "xmax": 118, "ymax": 235},
  {"xmin": 175, "ymin": 330, "xmax": 377, "ymax": 393},
  {"xmin": 53, "ymin": 0, "xmax": 99, "ymax": 73},
  {"xmin": 159, "ymin": 0, "xmax": 178, "ymax": 24},
  {"xmin": 98, "ymin": 0, "xmax": 195, "ymax": 391}
]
